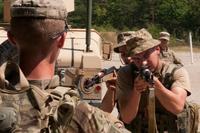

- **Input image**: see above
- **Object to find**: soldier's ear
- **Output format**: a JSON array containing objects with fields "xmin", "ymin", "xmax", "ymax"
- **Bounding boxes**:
[
  {"xmin": 7, "ymin": 31, "xmax": 17, "ymax": 46},
  {"xmin": 155, "ymin": 46, "xmax": 160, "ymax": 55},
  {"xmin": 57, "ymin": 32, "xmax": 66, "ymax": 48}
]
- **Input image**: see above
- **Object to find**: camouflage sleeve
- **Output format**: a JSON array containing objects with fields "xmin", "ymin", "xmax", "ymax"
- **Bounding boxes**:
[
  {"xmin": 171, "ymin": 67, "xmax": 191, "ymax": 96},
  {"xmin": 70, "ymin": 102, "xmax": 130, "ymax": 133},
  {"xmin": 0, "ymin": 40, "xmax": 19, "ymax": 66}
]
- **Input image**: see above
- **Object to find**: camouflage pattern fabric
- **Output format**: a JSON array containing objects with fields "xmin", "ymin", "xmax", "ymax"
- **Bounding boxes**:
[
  {"xmin": 11, "ymin": 0, "xmax": 68, "ymax": 20},
  {"xmin": 71, "ymin": 102, "xmax": 130, "ymax": 133},
  {"xmin": 114, "ymin": 28, "xmax": 153, "ymax": 53},
  {"xmin": 126, "ymin": 37, "xmax": 160, "ymax": 56},
  {"xmin": 0, "ymin": 62, "xmax": 130, "ymax": 133},
  {"xmin": 3, "ymin": 0, "xmax": 130, "ymax": 132},
  {"xmin": 187, "ymin": 102, "xmax": 200, "ymax": 133}
]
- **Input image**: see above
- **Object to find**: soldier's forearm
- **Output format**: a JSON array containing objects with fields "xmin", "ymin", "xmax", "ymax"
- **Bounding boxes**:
[
  {"xmin": 120, "ymin": 89, "xmax": 141, "ymax": 124},
  {"xmin": 154, "ymin": 77, "xmax": 186, "ymax": 114}
]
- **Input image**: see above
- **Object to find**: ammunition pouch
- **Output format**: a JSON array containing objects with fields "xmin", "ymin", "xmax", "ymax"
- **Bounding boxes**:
[
  {"xmin": 50, "ymin": 86, "xmax": 79, "ymax": 130},
  {"xmin": 177, "ymin": 104, "xmax": 190, "ymax": 133},
  {"xmin": 0, "ymin": 107, "xmax": 17, "ymax": 132},
  {"xmin": 30, "ymin": 85, "xmax": 79, "ymax": 132}
]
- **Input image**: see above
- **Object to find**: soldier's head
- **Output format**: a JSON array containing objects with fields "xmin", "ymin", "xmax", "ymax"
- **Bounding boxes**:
[
  {"xmin": 114, "ymin": 28, "xmax": 153, "ymax": 65},
  {"xmin": 114, "ymin": 31, "xmax": 135, "ymax": 64},
  {"xmin": 126, "ymin": 35, "xmax": 161, "ymax": 71},
  {"xmin": 8, "ymin": 0, "xmax": 68, "ymax": 58},
  {"xmin": 159, "ymin": 31, "xmax": 170, "ymax": 49}
]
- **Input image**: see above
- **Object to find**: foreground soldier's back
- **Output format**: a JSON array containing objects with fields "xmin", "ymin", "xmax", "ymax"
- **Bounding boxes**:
[{"xmin": 0, "ymin": 0, "xmax": 130, "ymax": 132}]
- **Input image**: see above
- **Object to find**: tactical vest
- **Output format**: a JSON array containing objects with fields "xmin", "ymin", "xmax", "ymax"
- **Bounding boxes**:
[
  {"xmin": 0, "ymin": 62, "xmax": 79, "ymax": 132},
  {"xmin": 125, "ymin": 63, "xmax": 190, "ymax": 133}
]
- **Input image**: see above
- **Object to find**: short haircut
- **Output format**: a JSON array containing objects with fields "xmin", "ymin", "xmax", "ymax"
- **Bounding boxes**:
[{"xmin": 10, "ymin": 18, "xmax": 65, "ymax": 55}]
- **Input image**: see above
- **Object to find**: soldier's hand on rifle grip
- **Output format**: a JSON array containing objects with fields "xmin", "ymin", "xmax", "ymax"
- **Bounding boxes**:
[
  {"xmin": 105, "ymin": 72, "xmax": 117, "ymax": 91},
  {"xmin": 134, "ymin": 75, "xmax": 149, "ymax": 93}
]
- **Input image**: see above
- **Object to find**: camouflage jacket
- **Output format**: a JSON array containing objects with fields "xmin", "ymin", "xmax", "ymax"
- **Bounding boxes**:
[{"xmin": 0, "ymin": 62, "xmax": 130, "ymax": 133}]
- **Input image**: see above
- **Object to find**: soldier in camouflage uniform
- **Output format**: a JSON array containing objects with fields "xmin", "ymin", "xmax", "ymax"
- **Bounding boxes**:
[
  {"xmin": 159, "ymin": 31, "xmax": 183, "ymax": 65},
  {"xmin": 101, "ymin": 29, "xmax": 153, "ymax": 113},
  {"xmin": 116, "ymin": 32, "xmax": 191, "ymax": 132},
  {"xmin": 100, "ymin": 31, "xmax": 134, "ymax": 113},
  {"xmin": 0, "ymin": 0, "xmax": 130, "ymax": 132}
]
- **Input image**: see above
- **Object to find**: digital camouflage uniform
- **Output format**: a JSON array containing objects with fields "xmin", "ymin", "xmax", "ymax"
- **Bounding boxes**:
[
  {"xmin": 0, "ymin": 0, "xmax": 130, "ymax": 132},
  {"xmin": 116, "ymin": 36, "xmax": 191, "ymax": 133}
]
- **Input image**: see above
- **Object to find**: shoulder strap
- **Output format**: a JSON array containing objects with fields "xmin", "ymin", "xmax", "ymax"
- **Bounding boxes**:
[{"xmin": 163, "ymin": 64, "xmax": 182, "ymax": 89}]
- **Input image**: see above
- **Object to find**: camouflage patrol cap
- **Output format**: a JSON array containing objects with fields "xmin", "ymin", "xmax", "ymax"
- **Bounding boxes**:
[
  {"xmin": 127, "ymin": 37, "xmax": 160, "ymax": 56},
  {"xmin": 113, "ymin": 31, "xmax": 135, "ymax": 53},
  {"xmin": 159, "ymin": 31, "xmax": 170, "ymax": 41},
  {"xmin": 134, "ymin": 28, "xmax": 153, "ymax": 40},
  {"xmin": 11, "ymin": 0, "xmax": 68, "ymax": 20},
  {"xmin": 114, "ymin": 29, "xmax": 153, "ymax": 53}
]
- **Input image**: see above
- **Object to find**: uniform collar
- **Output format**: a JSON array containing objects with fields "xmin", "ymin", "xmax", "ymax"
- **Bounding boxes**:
[{"xmin": 28, "ymin": 75, "xmax": 60, "ymax": 90}]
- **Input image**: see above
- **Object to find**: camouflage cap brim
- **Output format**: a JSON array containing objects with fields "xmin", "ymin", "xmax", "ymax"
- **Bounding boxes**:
[
  {"xmin": 113, "ymin": 42, "xmax": 126, "ymax": 53},
  {"xmin": 128, "ymin": 38, "xmax": 160, "ymax": 56},
  {"xmin": 159, "ymin": 36, "xmax": 169, "ymax": 41},
  {"xmin": 159, "ymin": 31, "xmax": 170, "ymax": 41}
]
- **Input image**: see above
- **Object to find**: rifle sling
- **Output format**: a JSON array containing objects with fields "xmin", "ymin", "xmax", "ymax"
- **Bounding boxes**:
[{"xmin": 148, "ymin": 87, "xmax": 158, "ymax": 133}]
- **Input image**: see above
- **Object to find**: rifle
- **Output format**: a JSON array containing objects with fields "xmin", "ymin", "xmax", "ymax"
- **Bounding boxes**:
[
  {"xmin": 84, "ymin": 66, "xmax": 118, "ymax": 89},
  {"xmin": 139, "ymin": 61, "xmax": 157, "ymax": 133},
  {"xmin": 139, "ymin": 61, "xmax": 154, "ymax": 84}
]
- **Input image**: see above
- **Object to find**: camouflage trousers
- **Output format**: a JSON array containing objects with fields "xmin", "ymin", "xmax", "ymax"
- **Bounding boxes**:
[{"xmin": 68, "ymin": 102, "xmax": 130, "ymax": 133}]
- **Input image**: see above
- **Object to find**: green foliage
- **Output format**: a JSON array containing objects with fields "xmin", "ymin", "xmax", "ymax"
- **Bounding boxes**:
[
  {"xmin": 146, "ymin": 24, "xmax": 163, "ymax": 39},
  {"xmin": 157, "ymin": 0, "xmax": 190, "ymax": 34},
  {"xmin": 68, "ymin": 0, "xmax": 87, "ymax": 28}
]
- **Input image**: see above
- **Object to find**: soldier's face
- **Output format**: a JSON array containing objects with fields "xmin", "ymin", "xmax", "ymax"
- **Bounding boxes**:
[
  {"xmin": 131, "ymin": 46, "xmax": 160, "ymax": 71},
  {"xmin": 119, "ymin": 46, "xmax": 129, "ymax": 64},
  {"xmin": 160, "ymin": 39, "xmax": 168, "ymax": 47}
]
